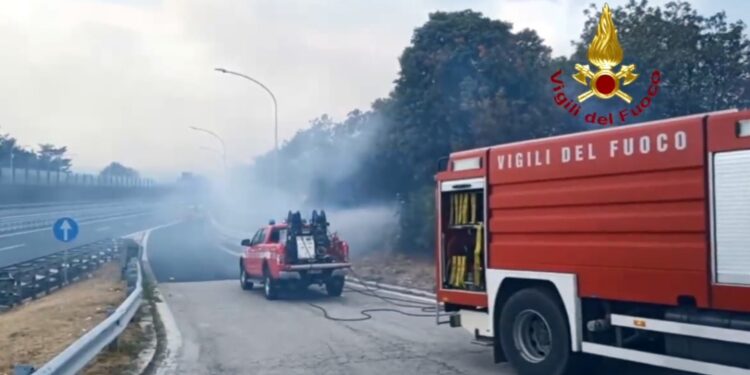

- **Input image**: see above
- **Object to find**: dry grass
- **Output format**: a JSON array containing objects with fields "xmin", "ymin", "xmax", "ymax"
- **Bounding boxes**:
[
  {"xmin": 83, "ymin": 310, "xmax": 150, "ymax": 375},
  {"xmin": 352, "ymin": 252, "xmax": 435, "ymax": 292},
  {"xmin": 0, "ymin": 263, "xmax": 125, "ymax": 375}
]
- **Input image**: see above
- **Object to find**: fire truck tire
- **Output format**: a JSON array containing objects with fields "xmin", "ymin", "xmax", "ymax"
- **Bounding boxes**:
[
  {"xmin": 264, "ymin": 275, "xmax": 279, "ymax": 300},
  {"xmin": 499, "ymin": 287, "xmax": 576, "ymax": 375},
  {"xmin": 240, "ymin": 267, "xmax": 254, "ymax": 291},
  {"xmin": 325, "ymin": 276, "xmax": 345, "ymax": 297}
]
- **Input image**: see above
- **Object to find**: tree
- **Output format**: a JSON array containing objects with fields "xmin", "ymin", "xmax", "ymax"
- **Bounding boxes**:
[
  {"xmin": 568, "ymin": 0, "xmax": 750, "ymax": 121},
  {"xmin": 376, "ymin": 10, "xmax": 574, "ymax": 252},
  {"xmin": 100, "ymin": 162, "xmax": 139, "ymax": 178},
  {"xmin": 37, "ymin": 144, "xmax": 72, "ymax": 172}
]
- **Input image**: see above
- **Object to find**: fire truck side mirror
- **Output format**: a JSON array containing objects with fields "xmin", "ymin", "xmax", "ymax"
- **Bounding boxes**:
[{"xmin": 241, "ymin": 239, "xmax": 251, "ymax": 247}]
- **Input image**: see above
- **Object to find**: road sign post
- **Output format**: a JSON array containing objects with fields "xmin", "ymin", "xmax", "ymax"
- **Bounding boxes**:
[{"xmin": 53, "ymin": 217, "xmax": 80, "ymax": 285}]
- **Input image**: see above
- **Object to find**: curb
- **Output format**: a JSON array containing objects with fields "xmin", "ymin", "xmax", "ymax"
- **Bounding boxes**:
[
  {"xmin": 348, "ymin": 276, "xmax": 436, "ymax": 299},
  {"xmin": 128, "ymin": 302, "xmax": 157, "ymax": 375}
]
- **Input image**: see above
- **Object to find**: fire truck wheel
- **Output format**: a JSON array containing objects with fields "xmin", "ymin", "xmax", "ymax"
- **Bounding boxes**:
[
  {"xmin": 499, "ymin": 288, "xmax": 573, "ymax": 375},
  {"xmin": 264, "ymin": 275, "xmax": 279, "ymax": 300},
  {"xmin": 240, "ymin": 268, "xmax": 254, "ymax": 291},
  {"xmin": 325, "ymin": 276, "xmax": 344, "ymax": 297}
]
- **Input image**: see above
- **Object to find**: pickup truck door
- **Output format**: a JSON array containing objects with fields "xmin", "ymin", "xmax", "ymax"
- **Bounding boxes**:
[{"xmin": 246, "ymin": 229, "xmax": 265, "ymax": 277}]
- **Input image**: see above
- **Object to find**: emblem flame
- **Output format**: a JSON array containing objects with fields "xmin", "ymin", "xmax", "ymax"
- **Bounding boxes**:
[
  {"xmin": 572, "ymin": 3, "xmax": 638, "ymax": 103},
  {"xmin": 588, "ymin": 5, "xmax": 623, "ymax": 70}
]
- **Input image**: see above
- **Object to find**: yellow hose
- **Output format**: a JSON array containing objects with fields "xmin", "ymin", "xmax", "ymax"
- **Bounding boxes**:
[
  {"xmin": 474, "ymin": 223, "xmax": 483, "ymax": 287},
  {"xmin": 449, "ymin": 255, "xmax": 457, "ymax": 286},
  {"xmin": 470, "ymin": 193, "xmax": 476, "ymax": 223}
]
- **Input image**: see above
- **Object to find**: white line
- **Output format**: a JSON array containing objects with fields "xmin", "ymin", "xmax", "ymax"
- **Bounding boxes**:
[
  {"xmin": 0, "ymin": 203, "xmax": 134, "ymax": 220},
  {"xmin": 0, "ymin": 243, "xmax": 26, "ymax": 252},
  {"xmin": 154, "ymin": 298, "xmax": 183, "ymax": 375},
  {"xmin": 126, "ymin": 220, "xmax": 183, "ymax": 261},
  {"xmin": 0, "ymin": 211, "xmax": 152, "ymax": 239},
  {"xmin": 139, "ymin": 222, "xmax": 184, "ymax": 375},
  {"xmin": 95, "ymin": 226, "xmax": 111, "ymax": 232}
]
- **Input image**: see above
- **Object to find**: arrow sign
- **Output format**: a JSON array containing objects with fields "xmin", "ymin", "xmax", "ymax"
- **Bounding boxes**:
[{"xmin": 53, "ymin": 217, "xmax": 79, "ymax": 243}]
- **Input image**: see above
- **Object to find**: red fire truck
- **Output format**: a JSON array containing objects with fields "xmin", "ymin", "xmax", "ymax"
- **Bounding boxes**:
[{"xmin": 435, "ymin": 109, "xmax": 750, "ymax": 375}]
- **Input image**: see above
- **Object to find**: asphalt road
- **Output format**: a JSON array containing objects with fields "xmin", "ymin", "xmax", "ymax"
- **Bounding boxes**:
[
  {"xmin": 0, "ymin": 203, "xmax": 178, "ymax": 267},
  {"xmin": 147, "ymin": 219, "xmax": 690, "ymax": 375}
]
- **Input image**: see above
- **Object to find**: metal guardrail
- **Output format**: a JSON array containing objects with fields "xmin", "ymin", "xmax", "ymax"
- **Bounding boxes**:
[
  {"xmin": 0, "ymin": 240, "xmax": 121, "ymax": 308},
  {"xmin": 32, "ymin": 256, "xmax": 142, "ymax": 375},
  {"xmin": 9, "ymin": 238, "xmax": 143, "ymax": 375}
]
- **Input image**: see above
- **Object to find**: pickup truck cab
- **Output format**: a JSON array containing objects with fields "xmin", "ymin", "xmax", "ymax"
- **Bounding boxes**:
[{"xmin": 239, "ymin": 212, "xmax": 350, "ymax": 300}]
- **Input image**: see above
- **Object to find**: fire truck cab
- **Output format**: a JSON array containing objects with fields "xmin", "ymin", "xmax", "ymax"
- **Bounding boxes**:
[{"xmin": 436, "ymin": 109, "xmax": 750, "ymax": 375}]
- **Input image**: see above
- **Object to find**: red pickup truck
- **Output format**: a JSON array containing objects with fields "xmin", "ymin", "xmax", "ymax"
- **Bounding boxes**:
[{"xmin": 239, "ymin": 211, "xmax": 351, "ymax": 300}]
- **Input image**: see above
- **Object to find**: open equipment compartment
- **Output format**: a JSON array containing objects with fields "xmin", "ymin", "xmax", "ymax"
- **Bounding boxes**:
[{"xmin": 440, "ymin": 179, "xmax": 486, "ymax": 292}]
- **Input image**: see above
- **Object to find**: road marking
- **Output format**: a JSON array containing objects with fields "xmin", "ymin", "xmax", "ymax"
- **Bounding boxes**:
[
  {"xmin": 130, "ymin": 220, "xmax": 183, "ymax": 261},
  {"xmin": 154, "ymin": 295, "xmax": 183, "ymax": 375},
  {"xmin": 0, "ymin": 211, "xmax": 152, "ymax": 239},
  {"xmin": 137, "ymin": 221, "xmax": 184, "ymax": 375},
  {"xmin": 96, "ymin": 226, "xmax": 111, "ymax": 232},
  {"xmin": 0, "ymin": 243, "xmax": 26, "ymax": 252},
  {"xmin": 0, "ymin": 202, "xmax": 131, "ymax": 220}
]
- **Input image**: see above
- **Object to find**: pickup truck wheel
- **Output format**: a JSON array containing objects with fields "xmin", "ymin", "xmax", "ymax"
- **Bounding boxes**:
[
  {"xmin": 240, "ymin": 268, "xmax": 253, "ymax": 291},
  {"xmin": 264, "ymin": 275, "xmax": 279, "ymax": 300},
  {"xmin": 500, "ymin": 288, "xmax": 574, "ymax": 375},
  {"xmin": 325, "ymin": 276, "xmax": 344, "ymax": 297}
]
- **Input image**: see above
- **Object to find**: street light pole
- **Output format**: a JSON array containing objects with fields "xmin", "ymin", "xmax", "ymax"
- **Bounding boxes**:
[
  {"xmin": 189, "ymin": 126, "xmax": 227, "ymax": 175},
  {"xmin": 214, "ymin": 67, "xmax": 279, "ymax": 191}
]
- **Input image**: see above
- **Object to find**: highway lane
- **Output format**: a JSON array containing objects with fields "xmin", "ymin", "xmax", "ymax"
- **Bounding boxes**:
[
  {"xmin": 0, "ymin": 200, "xmax": 141, "ymax": 220},
  {"xmin": 148, "ymin": 220, "xmax": 689, "ymax": 375},
  {"xmin": 0, "ymin": 209, "xmax": 180, "ymax": 267}
]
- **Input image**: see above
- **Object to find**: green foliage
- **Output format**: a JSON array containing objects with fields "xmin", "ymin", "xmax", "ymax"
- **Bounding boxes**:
[
  {"xmin": 568, "ymin": 0, "xmax": 750, "ymax": 120},
  {"xmin": 383, "ymin": 10, "xmax": 569, "ymax": 187},
  {"xmin": 0, "ymin": 134, "xmax": 72, "ymax": 171},
  {"xmin": 101, "ymin": 162, "xmax": 139, "ymax": 178},
  {"xmin": 37, "ymin": 144, "xmax": 72, "ymax": 172}
]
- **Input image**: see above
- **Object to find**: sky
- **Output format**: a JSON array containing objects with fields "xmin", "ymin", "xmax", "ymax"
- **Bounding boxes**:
[{"xmin": 0, "ymin": 0, "xmax": 747, "ymax": 181}]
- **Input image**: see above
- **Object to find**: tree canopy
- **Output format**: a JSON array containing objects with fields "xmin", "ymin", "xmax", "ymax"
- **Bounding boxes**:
[
  {"xmin": 100, "ymin": 162, "xmax": 139, "ymax": 178},
  {"xmin": 566, "ymin": 0, "xmax": 750, "ymax": 121},
  {"xmin": 0, "ymin": 133, "xmax": 72, "ymax": 172}
]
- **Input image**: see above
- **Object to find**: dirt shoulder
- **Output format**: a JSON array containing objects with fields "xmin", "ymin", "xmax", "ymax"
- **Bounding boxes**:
[
  {"xmin": 352, "ymin": 252, "xmax": 435, "ymax": 292},
  {"xmin": 0, "ymin": 262, "xmax": 125, "ymax": 374}
]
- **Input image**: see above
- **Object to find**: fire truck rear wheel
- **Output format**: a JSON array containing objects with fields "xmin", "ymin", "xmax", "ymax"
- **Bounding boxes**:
[
  {"xmin": 500, "ymin": 288, "xmax": 574, "ymax": 375},
  {"xmin": 325, "ymin": 276, "xmax": 344, "ymax": 297}
]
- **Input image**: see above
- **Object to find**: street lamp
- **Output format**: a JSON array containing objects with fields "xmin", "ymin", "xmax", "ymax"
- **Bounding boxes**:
[
  {"xmin": 189, "ymin": 126, "xmax": 227, "ymax": 174},
  {"xmin": 214, "ymin": 67, "xmax": 279, "ymax": 190}
]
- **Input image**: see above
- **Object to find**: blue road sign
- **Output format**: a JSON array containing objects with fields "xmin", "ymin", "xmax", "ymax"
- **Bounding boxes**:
[{"xmin": 53, "ymin": 217, "xmax": 79, "ymax": 243}]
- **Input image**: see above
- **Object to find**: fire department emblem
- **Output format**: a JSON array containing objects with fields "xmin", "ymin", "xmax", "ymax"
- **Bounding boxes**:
[{"xmin": 572, "ymin": 3, "xmax": 638, "ymax": 103}]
